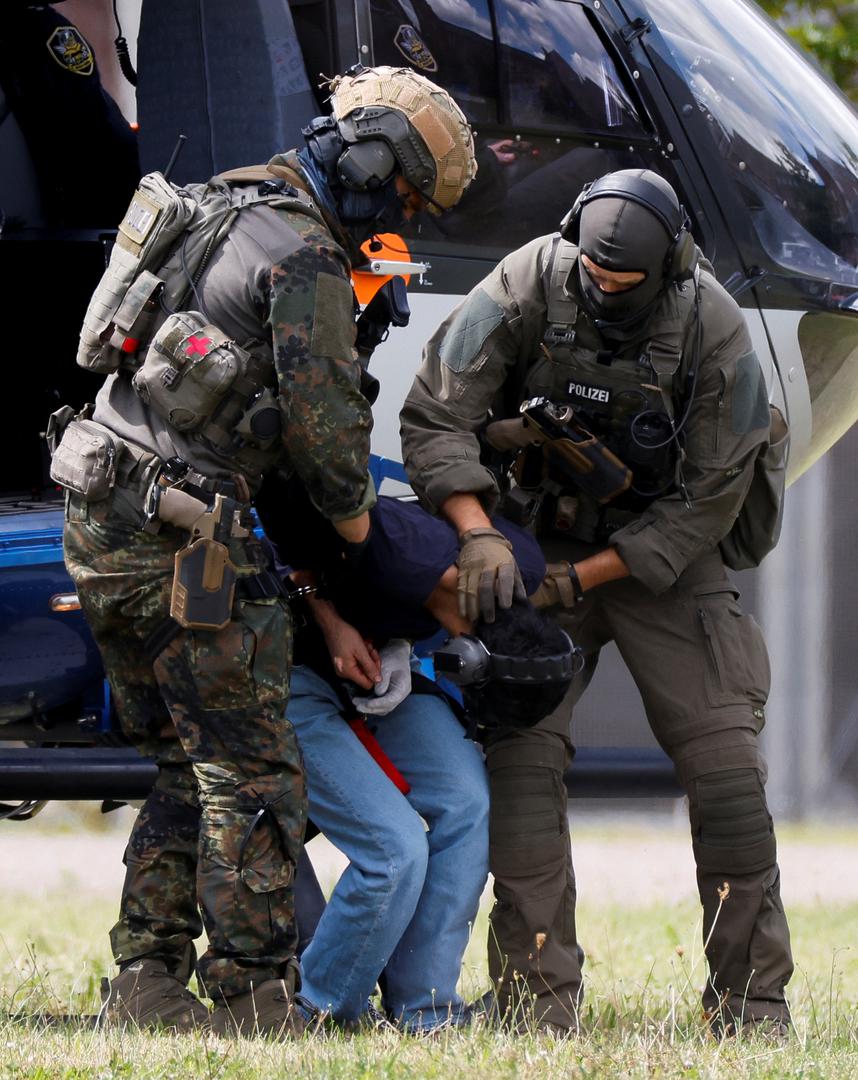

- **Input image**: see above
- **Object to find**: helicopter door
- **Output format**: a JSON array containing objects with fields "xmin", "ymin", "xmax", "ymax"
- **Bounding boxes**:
[{"xmin": 135, "ymin": 0, "xmax": 320, "ymax": 183}]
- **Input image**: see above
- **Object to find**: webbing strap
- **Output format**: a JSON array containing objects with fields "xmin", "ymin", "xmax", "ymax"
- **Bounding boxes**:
[
  {"xmin": 543, "ymin": 240, "xmax": 580, "ymax": 355},
  {"xmin": 144, "ymin": 617, "xmax": 182, "ymax": 663},
  {"xmin": 237, "ymin": 570, "xmax": 285, "ymax": 601},
  {"xmin": 487, "ymin": 739, "xmax": 567, "ymax": 772},
  {"xmin": 545, "ymin": 562, "xmax": 577, "ymax": 608}
]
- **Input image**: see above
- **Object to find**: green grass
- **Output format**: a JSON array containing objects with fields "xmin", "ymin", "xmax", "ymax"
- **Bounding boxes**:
[{"xmin": 1, "ymin": 888, "xmax": 857, "ymax": 1078}]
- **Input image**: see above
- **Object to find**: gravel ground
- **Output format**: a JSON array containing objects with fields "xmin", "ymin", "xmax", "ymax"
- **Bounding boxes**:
[{"xmin": 2, "ymin": 806, "xmax": 857, "ymax": 906}]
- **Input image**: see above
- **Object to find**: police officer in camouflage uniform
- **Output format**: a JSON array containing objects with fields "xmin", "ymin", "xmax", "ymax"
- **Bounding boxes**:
[
  {"xmin": 55, "ymin": 66, "xmax": 476, "ymax": 1035},
  {"xmin": 400, "ymin": 170, "xmax": 793, "ymax": 1036}
]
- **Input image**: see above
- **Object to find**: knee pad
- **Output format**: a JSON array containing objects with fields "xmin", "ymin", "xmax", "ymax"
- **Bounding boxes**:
[
  {"xmin": 489, "ymin": 768, "xmax": 568, "ymax": 880},
  {"xmin": 691, "ymin": 767, "xmax": 776, "ymax": 874}
]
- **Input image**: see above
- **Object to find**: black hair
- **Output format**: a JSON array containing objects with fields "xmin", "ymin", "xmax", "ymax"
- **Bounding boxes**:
[{"xmin": 469, "ymin": 601, "xmax": 574, "ymax": 730}]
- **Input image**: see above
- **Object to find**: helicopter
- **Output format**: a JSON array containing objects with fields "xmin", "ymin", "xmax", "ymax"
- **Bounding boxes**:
[{"xmin": 1, "ymin": 0, "xmax": 857, "ymax": 821}]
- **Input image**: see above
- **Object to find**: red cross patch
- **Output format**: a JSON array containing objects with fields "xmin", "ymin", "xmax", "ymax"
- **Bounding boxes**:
[{"xmin": 185, "ymin": 335, "xmax": 212, "ymax": 357}]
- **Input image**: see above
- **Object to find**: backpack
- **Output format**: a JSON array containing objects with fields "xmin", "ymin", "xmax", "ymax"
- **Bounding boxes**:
[
  {"xmin": 76, "ymin": 167, "xmax": 324, "ymax": 375},
  {"xmin": 719, "ymin": 404, "xmax": 789, "ymax": 570}
]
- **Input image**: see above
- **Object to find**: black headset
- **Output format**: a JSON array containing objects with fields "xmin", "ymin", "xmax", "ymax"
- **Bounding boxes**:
[
  {"xmin": 337, "ymin": 138, "xmax": 399, "ymax": 192},
  {"xmin": 559, "ymin": 171, "xmax": 697, "ymax": 282},
  {"xmin": 303, "ymin": 115, "xmax": 400, "ymax": 193}
]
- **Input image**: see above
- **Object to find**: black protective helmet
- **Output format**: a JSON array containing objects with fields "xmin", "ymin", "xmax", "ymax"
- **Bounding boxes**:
[{"xmin": 434, "ymin": 604, "xmax": 581, "ymax": 731}]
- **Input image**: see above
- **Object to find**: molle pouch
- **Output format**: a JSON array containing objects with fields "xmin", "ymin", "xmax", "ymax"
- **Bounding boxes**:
[
  {"xmin": 233, "ymin": 387, "xmax": 282, "ymax": 449},
  {"xmin": 76, "ymin": 173, "xmax": 198, "ymax": 373},
  {"xmin": 170, "ymin": 537, "xmax": 237, "ymax": 631},
  {"xmin": 133, "ymin": 311, "xmax": 242, "ymax": 432},
  {"xmin": 498, "ymin": 484, "xmax": 543, "ymax": 528},
  {"xmin": 49, "ymin": 419, "xmax": 118, "ymax": 501},
  {"xmin": 109, "ymin": 271, "xmax": 165, "ymax": 353}
]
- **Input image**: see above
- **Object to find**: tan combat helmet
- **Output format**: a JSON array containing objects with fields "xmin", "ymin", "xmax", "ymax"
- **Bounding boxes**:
[{"xmin": 328, "ymin": 65, "xmax": 476, "ymax": 214}]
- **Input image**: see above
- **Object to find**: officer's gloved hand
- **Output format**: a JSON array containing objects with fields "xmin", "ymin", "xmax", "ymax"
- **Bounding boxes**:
[
  {"xmin": 350, "ymin": 638, "xmax": 412, "ymax": 716},
  {"xmin": 457, "ymin": 527, "xmax": 526, "ymax": 623}
]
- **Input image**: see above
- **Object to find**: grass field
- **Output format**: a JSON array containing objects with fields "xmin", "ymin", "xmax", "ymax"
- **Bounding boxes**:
[{"xmin": 1, "ymin": 822, "xmax": 857, "ymax": 1078}]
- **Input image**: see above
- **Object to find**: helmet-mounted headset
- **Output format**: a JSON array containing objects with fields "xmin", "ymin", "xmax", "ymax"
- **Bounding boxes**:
[
  {"xmin": 324, "ymin": 64, "xmax": 477, "ymax": 214},
  {"xmin": 559, "ymin": 169, "xmax": 697, "ymax": 282}
]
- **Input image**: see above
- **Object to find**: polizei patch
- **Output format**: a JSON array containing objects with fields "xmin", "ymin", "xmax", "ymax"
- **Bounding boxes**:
[
  {"xmin": 46, "ymin": 27, "xmax": 94, "ymax": 76},
  {"xmin": 567, "ymin": 380, "xmax": 611, "ymax": 405}
]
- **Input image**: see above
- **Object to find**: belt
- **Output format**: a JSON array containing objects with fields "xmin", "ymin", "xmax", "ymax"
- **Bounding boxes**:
[
  {"xmin": 114, "ymin": 441, "xmax": 244, "ymax": 500},
  {"xmin": 108, "ymin": 437, "xmax": 252, "ymax": 531}
]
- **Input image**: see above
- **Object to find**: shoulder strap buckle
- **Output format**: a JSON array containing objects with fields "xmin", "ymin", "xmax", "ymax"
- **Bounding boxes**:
[
  {"xmin": 543, "ymin": 238, "xmax": 579, "ymax": 351},
  {"xmin": 544, "ymin": 323, "xmax": 577, "ymax": 347}
]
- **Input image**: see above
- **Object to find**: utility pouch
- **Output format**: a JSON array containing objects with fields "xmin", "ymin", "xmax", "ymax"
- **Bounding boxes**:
[
  {"xmin": 76, "ymin": 173, "xmax": 198, "ymax": 372},
  {"xmin": 45, "ymin": 405, "xmax": 76, "ymax": 457},
  {"xmin": 133, "ymin": 311, "xmax": 244, "ymax": 432},
  {"xmin": 233, "ymin": 386, "xmax": 282, "ymax": 448},
  {"xmin": 552, "ymin": 494, "xmax": 579, "ymax": 532},
  {"xmin": 498, "ymin": 484, "xmax": 543, "ymax": 527},
  {"xmin": 49, "ymin": 419, "xmax": 119, "ymax": 501},
  {"xmin": 108, "ymin": 271, "xmax": 166, "ymax": 362},
  {"xmin": 720, "ymin": 405, "xmax": 790, "ymax": 570},
  {"xmin": 170, "ymin": 538, "xmax": 237, "ymax": 630}
]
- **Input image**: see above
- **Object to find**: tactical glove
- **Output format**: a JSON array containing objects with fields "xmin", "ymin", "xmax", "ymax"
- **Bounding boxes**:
[
  {"xmin": 351, "ymin": 638, "xmax": 413, "ymax": 716},
  {"xmin": 457, "ymin": 527, "xmax": 526, "ymax": 623}
]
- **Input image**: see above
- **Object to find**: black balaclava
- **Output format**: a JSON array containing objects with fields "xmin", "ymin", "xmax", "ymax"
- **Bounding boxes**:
[{"xmin": 576, "ymin": 195, "xmax": 674, "ymax": 343}]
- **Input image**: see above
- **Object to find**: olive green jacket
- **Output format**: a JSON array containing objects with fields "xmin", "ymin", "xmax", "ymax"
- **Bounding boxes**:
[{"xmin": 400, "ymin": 234, "xmax": 771, "ymax": 594}]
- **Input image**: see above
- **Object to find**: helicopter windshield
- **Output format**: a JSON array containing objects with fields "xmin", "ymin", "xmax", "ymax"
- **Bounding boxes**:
[{"xmin": 647, "ymin": 0, "xmax": 858, "ymax": 289}]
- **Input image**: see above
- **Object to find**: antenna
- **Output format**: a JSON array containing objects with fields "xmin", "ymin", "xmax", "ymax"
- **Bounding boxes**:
[{"xmin": 163, "ymin": 135, "xmax": 188, "ymax": 182}]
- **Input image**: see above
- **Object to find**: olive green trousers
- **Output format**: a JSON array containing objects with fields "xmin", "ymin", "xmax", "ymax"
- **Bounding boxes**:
[{"xmin": 485, "ymin": 546, "xmax": 793, "ymax": 1032}]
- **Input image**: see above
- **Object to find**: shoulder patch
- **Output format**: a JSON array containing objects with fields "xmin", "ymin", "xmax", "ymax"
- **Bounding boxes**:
[
  {"xmin": 46, "ymin": 26, "xmax": 94, "ymax": 76},
  {"xmin": 438, "ymin": 289, "xmax": 504, "ymax": 373},
  {"xmin": 311, "ymin": 272, "xmax": 356, "ymax": 359},
  {"xmin": 732, "ymin": 351, "xmax": 770, "ymax": 434}
]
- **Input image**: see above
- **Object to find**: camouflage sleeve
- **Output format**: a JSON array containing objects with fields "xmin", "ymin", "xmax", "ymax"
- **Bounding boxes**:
[
  {"xmin": 400, "ymin": 235, "xmax": 550, "ymax": 514},
  {"xmin": 610, "ymin": 279, "xmax": 771, "ymax": 593},
  {"xmin": 267, "ymin": 233, "xmax": 375, "ymax": 522}
]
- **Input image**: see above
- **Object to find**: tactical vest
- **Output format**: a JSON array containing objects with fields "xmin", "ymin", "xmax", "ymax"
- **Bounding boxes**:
[
  {"xmin": 76, "ymin": 166, "xmax": 329, "ymax": 476},
  {"xmin": 517, "ymin": 238, "xmax": 699, "ymax": 541}
]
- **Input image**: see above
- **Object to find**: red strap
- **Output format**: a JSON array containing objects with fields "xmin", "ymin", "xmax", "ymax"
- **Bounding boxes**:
[{"xmin": 348, "ymin": 717, "xmax": 411, "ymax": 795}]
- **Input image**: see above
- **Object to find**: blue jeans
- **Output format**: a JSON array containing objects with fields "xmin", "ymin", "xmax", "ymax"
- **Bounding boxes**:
[{"xmin": 288, "ymin": 664, "xmax": 490, "ymax": 1030}]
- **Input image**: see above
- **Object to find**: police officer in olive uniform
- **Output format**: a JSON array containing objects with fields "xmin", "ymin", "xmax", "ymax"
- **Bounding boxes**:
[
  {"xmin": 400, "ymin": 170, "xmax": 792, "ymax": 1036},
  {"xmin": 54, "ymin": 66, "xmax": 476, "ymax": 1035}
]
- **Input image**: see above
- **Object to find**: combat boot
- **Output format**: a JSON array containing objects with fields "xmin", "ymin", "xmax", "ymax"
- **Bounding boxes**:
[
  {"xmin": 211, "ymin": 978, "xmax": 305, "ymax": 1039},
  {"xmin": 707, "ymin": 1013, "xmax": 791, "ymax": 1041},
  {"xmin": 100, "ymin": 958, "xmax": 210, "ymax": 1031}
]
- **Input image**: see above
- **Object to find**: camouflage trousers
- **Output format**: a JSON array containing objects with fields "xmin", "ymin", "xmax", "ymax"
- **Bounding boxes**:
[{"xmin": 64, "ymin": 489, "xmax": 305, "ymax": 1000}]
